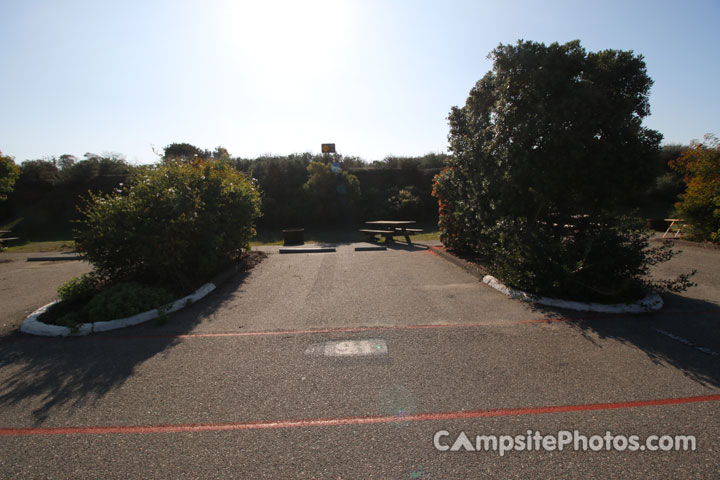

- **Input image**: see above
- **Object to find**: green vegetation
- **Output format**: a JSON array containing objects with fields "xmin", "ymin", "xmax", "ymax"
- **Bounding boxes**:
[
  {"xmin": 75, "ymin": 157, "xmax": 262, "ymax": 292},
  {"xmin": 37, "ymin": 154, "xmax": 262, "ymax": 329},
  {"xmin": 2, "ymin": 239, "xmax": 75, "ymax": 253},
  {"xmin": 57, "ymin": 272, "xmax": 101, "ymax": 304},
  {"xmin": 231, "ymin": 152, "xmax": 443, "ymax": 228},
  {"xmin": 1, "ymin": 142, "xmax": 448, "ymax": 242},
  {"xmin": 2, "ymin": 153, "xmax": 135, "ymax": 242},
  {"xmin": 0, "ymin": 152, "xmax": 21, "ymax": 251},
  {"xmin": 0, "ymin": 151, "xmax": 20, "ymax": 202},
  {"xmin": 302, "ymin": 161, "xmax": 361, "ymax": 225},
  {"xmin": 434, "ymin": 40, "xmax": 694, "ymax": 302},
  {"xmin": 670, "ymin": 134, "xmax": 720, "ymax": 242},
  {"xmin": 53, "ymin": 281, "xmax": 172, "ymax": 329}
]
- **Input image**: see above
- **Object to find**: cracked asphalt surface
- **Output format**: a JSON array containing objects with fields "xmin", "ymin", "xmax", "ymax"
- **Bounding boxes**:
[{"xmin": 0, "ymin": 240, "xmax": 718, "ymax": 479}]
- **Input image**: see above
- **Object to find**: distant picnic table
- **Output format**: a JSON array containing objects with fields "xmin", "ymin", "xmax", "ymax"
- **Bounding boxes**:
[
  {"xmin": 359, "ymin": 220, "xmax": 423, "ymax": 244},
  {"xmin": 663, "ymin": 218, "xmax": 686, "ymax": 239},
  {"xmin": 0, "ymin": 230, "xmax": 20, "ymax": 246}
]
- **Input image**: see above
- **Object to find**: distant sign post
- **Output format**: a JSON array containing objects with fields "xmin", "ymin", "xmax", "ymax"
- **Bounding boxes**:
[{"xmin": 321, "ymin": 143, "xmax": 336, "ymax": 154}]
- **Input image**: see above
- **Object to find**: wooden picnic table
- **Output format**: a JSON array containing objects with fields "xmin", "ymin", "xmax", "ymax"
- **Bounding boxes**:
[
  {"xmin": 663, "ymin": 218, "xmax": 686, "ymax": 239},
  {"xmin": 360, "ymin": 220, "xmax": 422, "ymax": 244},
  {"xmin": 0, "ymin": 230, "xmax": 20, "ymax": 244}
]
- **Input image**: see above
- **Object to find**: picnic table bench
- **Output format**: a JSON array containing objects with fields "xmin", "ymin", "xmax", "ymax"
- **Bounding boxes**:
[
  {"xmin": 0, "ymin": 230, "xmax": 20, "ymax": 245},
  {"xmin": 663, "ymin": 218, "xmax": 686, "ymax": 239},
  {"xmin": 360, "ymin": 221, "xmax": 423, "ymax": 244}
]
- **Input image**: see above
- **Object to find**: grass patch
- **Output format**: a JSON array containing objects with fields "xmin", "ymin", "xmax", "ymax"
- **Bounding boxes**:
[
  {"xmin": 411, "ymin": 230, "xmax": 440, "ymax": 241},
  {"xmin": 1, "ymin": 217, "xmax": 76, "ymax": 252},
  {"xmin": 4, "ymin": 240, "xmax": 76, "ymax": 253}
]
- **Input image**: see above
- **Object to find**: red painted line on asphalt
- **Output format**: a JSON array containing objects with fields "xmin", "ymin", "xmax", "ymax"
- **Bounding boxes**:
[
  {"xmin": 88, "ymin": 317, "xmax": 576, "ymax": 341},
  {"xmin": 4, "ymin": 309, "xmax": 720, "ymax": 343},
  {"xmin": 2, "ymin": 394, "xmax": 719, "ymax": 437}
]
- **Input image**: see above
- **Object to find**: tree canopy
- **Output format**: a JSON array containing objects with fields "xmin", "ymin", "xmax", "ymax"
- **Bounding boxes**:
[
  {"xmin": 434, "ymin": 40, "xmax": 691, "ymax": 301},
  {"xmin": 670, "ymin": 134, "xmax": 720, "ymax": 242},
  {"xmin": 0, "ymin": 151, "xmax": 21, "ymax": 201},
  {"xmin": 447, "ymin": 40, "xmax": 661, "ymax": 224}
]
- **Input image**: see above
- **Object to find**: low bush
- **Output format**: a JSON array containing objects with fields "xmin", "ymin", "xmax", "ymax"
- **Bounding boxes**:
[
  {"xmin": 84, "ymin": 282, "xmax": 172, "ymax": 323},
  {"xmin": 54, "ymin": 282, "xmax": 172, "ymax": 328},
  {"xmin": 57, "ymin": 272, "xmax": 102, "ymax": 304},
  {"xmin": 302, "ymin": 161, "xmax": 361, "ymax": 225},
  {"xmin": 388, "ymin": 187, "xmax": 423, "ymax": 219},
  {"xmin": 74, "ymin": 158, "xmax": 262, "ymax": 291},
  {"xmin": 484, "ymin": 216, "xmax": 694, "ymax": 302}
]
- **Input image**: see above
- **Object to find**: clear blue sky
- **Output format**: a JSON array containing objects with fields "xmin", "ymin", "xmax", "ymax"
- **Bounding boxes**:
[{"xmin": 1, "ymin": 0, "xmax": 718, "ymax": 164}]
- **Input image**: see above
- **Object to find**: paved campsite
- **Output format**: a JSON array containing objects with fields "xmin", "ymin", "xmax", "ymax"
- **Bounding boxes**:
[{"xmin": 0, "ymin": 240, "xmax": 718, "ymax": 478}]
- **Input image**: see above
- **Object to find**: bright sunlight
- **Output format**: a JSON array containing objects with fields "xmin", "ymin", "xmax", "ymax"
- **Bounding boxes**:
[{"xmin": 222, "ymin": 0, "xmax": 356, "ymax": 96}]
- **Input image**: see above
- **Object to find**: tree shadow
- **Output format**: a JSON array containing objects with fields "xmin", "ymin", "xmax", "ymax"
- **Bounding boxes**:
[
  {"xmin": 384, "ymin": 242, "xmax": 431, "ymax": 252},
  {"xmin": 0, "ymin": 254, "xmax": 264, "ymax": 425},
  {"xmin": 527, "ymin": 294, "xmax": 720, "ymax": 388}
]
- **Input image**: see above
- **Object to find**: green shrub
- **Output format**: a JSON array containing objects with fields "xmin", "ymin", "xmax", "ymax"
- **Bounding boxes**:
[
  {"xmin": 485, "ymin": 216, "xmax": 693, "ymax": 302},
  {"xmin": 57, "ymin": 272, "xmax": 101, "ymax": 303},
  {"xmin": 56, "ymin": 311, "xmax": 85, "ymax": 330},
  {"xmin": 0, "ymin": 151, "xmax": 21, "ymax": 202},
  {"xmin": 84, "ymin": 282, "xmax": 172, "ymax": 323},
  {"xmin": 55, "ymin": 282, "xmax": 172, "ymax": 327},
  {"xmin": 74, "ymin": 158, "xmax": 262, "ymax": 290},
  {"xmin": 302, "ymin": 161, "xmax": 360, "ymax": 224},
  {"xmin": 434, "ymin": 40, "xmax": 694, "ymax": 302},
  {"xmin": 670, "ymin": 134, "xmax": 720, "ymax": 242},
  {"xmin": 388, "ymin": 187, "xmax": 423, "ymax": 219}
]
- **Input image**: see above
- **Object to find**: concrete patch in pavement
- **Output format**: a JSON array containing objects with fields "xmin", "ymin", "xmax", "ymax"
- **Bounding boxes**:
[{"xmin": 304, "ymin": 339, "xmax": 388, "ymax": 357}]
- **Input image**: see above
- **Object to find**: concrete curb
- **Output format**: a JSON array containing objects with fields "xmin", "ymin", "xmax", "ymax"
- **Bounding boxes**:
[
  {"xmin": 279, "ymin": 247, "xmax": 336, "ymax": 254},
  {"xmin": 20, "ymin": 256, "xmax": 253, "ymax": 337},
  {"xmin": 20, "ymin": 282, "xmax": 217, "ymax": 337},
  {"xmin": 482, "ymin": 274, "xmax": 664, "ymax": 313},
  {"xmin": 27, "ymin": 256, "xmax": 85, "ymax": 262},
  {"xmin": 354, "ymin": 244, "xmax": 387, "ymax": 251},
  {"xmin": 428, "ymin": 245, "xmax": 663, "ymax": 313}
]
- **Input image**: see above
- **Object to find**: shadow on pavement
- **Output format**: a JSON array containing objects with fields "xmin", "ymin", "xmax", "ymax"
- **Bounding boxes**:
[
  {"xmin": 529, "ymin": 294, "xmax": 720, "ymax": 389},
  {"xmin": 383, "ymin": 242, "xmax": 431, "ymax": 252},
  {"xmin": 0, "ymin": 255, "xmax": 264, "ymax": 425}
]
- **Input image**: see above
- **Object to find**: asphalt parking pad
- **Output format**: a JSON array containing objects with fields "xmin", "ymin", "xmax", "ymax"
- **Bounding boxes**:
[{"xmin": 2, "ymin": 241, "xmax": 719, "ymax": 478}]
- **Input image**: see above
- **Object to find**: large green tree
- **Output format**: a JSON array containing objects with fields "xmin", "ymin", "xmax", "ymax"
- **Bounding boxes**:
[{"xmin": 434, "ymin": 40, "xmax": 691, "ymax": 301}]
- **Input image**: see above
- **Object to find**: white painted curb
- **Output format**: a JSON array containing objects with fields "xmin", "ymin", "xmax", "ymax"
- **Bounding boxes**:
[
  {"xmin": 20, "ymin": 283, "xmax": 217, "ymax": 337},
  {"xmin": 482, "ymin": 275, "xmax": 663, "ymax": 313}
]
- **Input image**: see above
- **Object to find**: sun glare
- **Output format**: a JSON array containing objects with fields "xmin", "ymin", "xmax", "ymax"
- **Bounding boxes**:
[{"xmin": 222, "ymin": 0, "xmax": 354, "ymax": 96}]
